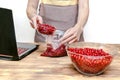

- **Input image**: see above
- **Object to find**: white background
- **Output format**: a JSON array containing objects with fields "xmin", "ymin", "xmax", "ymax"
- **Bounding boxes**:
[
  {"xmin": 84, "ymin": 0, "xmax": 120, "ymax": 44},
  {"xmin": 0, "ymin": 0, "xmax": 35, "ymax": 42},
  {"xmin": 0, "ymin": 0, "xmax": 120, "ymax": 44}
]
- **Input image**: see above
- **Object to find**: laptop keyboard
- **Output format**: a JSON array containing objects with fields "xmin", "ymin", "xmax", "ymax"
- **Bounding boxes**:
[{"xmin": 17, "ymin": 47, "xmax": 28, "ymax": 55}]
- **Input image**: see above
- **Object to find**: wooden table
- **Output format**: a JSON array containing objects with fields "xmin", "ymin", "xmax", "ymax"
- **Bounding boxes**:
[{"xmin": 0, "ymin": 43, "xmax": 120, "ymax": 80}]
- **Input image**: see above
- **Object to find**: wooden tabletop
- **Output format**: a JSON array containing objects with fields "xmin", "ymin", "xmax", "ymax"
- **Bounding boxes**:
[{"xmin": 0, "ymin": 42, "xmax": 120, "ymax": 80}]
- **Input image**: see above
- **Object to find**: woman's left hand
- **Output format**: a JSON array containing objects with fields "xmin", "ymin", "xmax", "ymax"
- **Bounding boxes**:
[{"xmin": 59, "ymin": 25, "xmax": 83, "ymax": 45}]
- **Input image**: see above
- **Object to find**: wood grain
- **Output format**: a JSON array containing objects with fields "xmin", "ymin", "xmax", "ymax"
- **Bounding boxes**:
[{"xmin": 0, "ymin": 42, "xmax": 120, "ymax": 80}]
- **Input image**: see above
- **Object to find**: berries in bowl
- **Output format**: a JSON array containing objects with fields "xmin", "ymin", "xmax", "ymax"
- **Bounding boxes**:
[{"xmin": 66, "ymin": 42, "xmax": 118, "ymax": 76}]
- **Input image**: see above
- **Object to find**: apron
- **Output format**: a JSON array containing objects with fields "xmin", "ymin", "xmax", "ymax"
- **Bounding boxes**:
[{"xmin": 34, "ymin": 2, "xmax": 84, "ymax": 42}]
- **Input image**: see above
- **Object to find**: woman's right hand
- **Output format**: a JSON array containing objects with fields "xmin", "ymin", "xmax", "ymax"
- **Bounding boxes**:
[{"xmin": 30, "ymin": 15, "xmax": 43, "ymax": 29}]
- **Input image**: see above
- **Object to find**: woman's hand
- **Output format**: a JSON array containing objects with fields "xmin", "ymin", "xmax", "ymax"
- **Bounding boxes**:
[
  {"xmin": 59, "ymin": 25, "xmax": 83, "ymax": 45},
  {"xmin": 30, "ymin": 15, "xmax": 43, "ymax": 29}
]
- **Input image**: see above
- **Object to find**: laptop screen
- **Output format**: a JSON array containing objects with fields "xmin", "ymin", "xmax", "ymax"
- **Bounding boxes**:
[{"xmin": 0, "ymin": 8, "xmax": 18, "ymax": 57}]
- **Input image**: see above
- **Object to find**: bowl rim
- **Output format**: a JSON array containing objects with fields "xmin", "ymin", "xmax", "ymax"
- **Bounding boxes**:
[
  {"xmin": 66, "ymin": 42, "xmax": 119, "ymax": 56},
  {"xmin": 67, "ymin": 51, "xmax": 113, "ymax": 59}
]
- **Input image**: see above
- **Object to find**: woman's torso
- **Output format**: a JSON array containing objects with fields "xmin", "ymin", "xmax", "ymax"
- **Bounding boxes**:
[
  {"xmin": 35, "ymin": 0, "xmax": 82, "ymax": 42},
  {"xmin": 39, "ymin": 0, "xmax": 78, "ymax": 31}
]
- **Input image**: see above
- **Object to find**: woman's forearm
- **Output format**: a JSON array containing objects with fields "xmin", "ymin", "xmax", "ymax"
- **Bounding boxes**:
[
  {"xmin": 76, "ymin": 0, "xmax": 89, "ymax": 29},
  {"xmin": 26, "ymin": 0, "xmax": 39, "ymax": 20}
]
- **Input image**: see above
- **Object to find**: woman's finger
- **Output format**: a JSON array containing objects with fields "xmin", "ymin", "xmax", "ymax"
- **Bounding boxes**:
[
  {"xmin": 62, "ymin": 28, "xmax": 71, "ymax": 37},
  {"xmin": 37, "ymin": 16, "xmax": 43, "ymax": 24},
  {"xmin": 68, "ymin": 37, "xmax": 78, "ymax": 44},
  {"xmin": 30, "ymin": 22, "xmax": 35, "ymax": 29},
  {"xmin": 59, "ymin": 30, "xmax": 73, "ymax": 42},
  {"xmin": 60, "ymin": 34, "xmax": 76, "ymax": 44},
  {"xmin": 32, "ymin": 19, "xmax": 37, "ymax": 29}
]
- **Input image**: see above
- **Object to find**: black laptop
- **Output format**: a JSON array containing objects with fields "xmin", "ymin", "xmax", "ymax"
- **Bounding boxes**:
[{"xmin": 0, "ymin": 7, "xmax": 38, "ymax": 60}]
